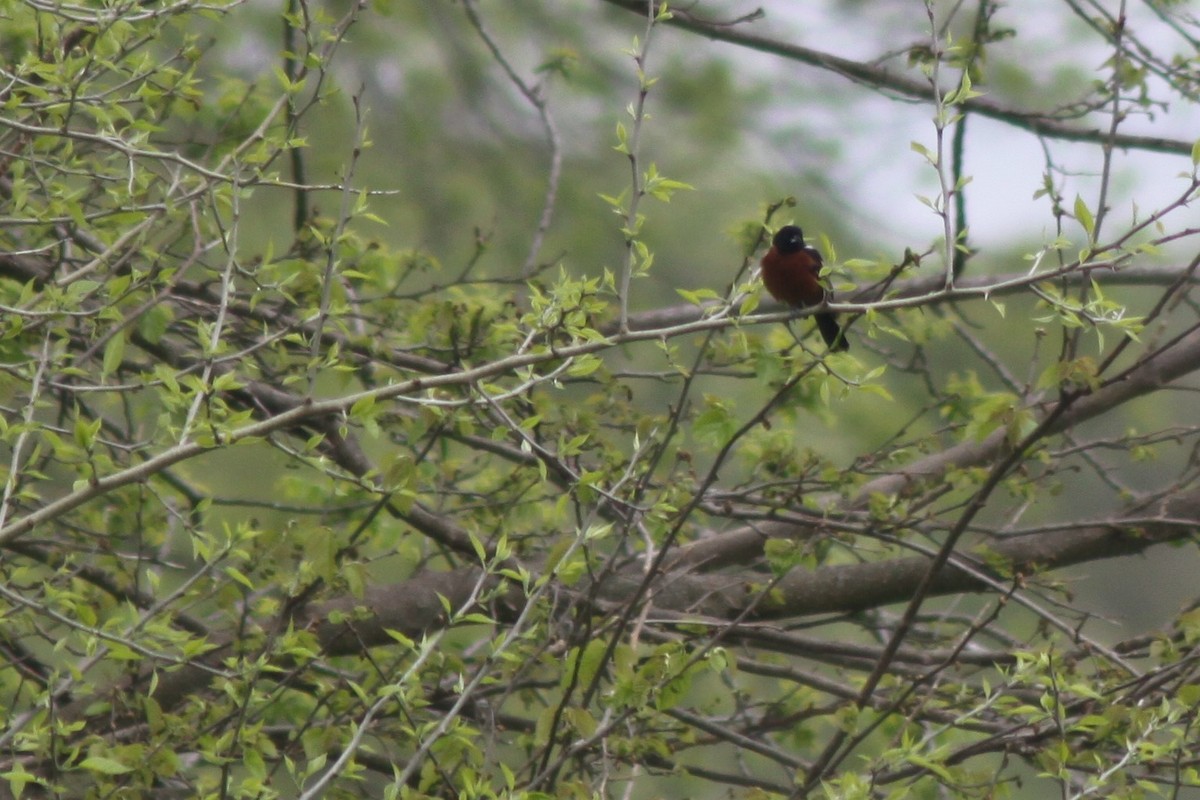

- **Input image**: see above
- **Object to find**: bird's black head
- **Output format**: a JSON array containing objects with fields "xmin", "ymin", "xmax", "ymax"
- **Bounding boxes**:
[{"xmin": 772, "ymin": 225, "xmax": 805, "ymax": 254}]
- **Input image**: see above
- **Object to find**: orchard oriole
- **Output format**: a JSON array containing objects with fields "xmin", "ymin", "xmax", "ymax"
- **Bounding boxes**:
[{"xmin": 760, "ymin": 225, "xmax": 848, "ymax": 351}]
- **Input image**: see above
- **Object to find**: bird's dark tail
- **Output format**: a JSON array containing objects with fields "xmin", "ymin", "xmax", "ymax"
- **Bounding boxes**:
[{"xmin": 816, "ymin": 313, "xmax": 849, "ymax": 352}]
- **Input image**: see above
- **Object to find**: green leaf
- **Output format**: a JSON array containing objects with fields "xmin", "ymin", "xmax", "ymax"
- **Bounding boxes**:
[
  {"xmin": 271, "ymin": 65, "xmax": 305, "ymax": 94},
  {"xmin": 859, "ymin": 383, "xmax": 894, "ymax": 401},
  {"xmin": 656, "ymin": 666, "xmax": 691, "ymax": 710},
  {"xmin": 79, "ymin": 757, "xmax": 132, "ymax": 775},
  {"xmin": 910, "ymin": 141, "xmax": 936, "ymax": 166},
  {"xmin": 942, "ymin": 71, "xmax": 982, "ymax": 106},
  {"xmin": 566, "ymin": 639, "xmax": 609, "ymax": 691},
  {"xmin": 567, "ymin": 354, "xmax": 601, "ymax": 377},
  {"xmin": 642, "ymin": 163, "xmax": 694, "ymax": 201},
  {"xmin": 73, "ymin": 416, "xmax": 102, "ymax": 450},
  {"xmin": 764, "ymin": 538, "xmax": 810, "ymax": 576},
  {"xmin": 739, "ymin": 289, "xmax": 760, "ymax": 316},
  {"xmin": 1074, "ymin": 194, "xmax": 1095, "ymax": 239},
  {"xmin": 224, "ymin": 567, "xmax": 255, "ymax": 590},
  {"xmin": 613, "ymin": 121, "xmax": 629, "ymax": 154},
  {"xmin": 534, "ymin": 706, "xmax": 556, "ymax": 747},
  {"xmin": 693, "ymin": 394, "xmax": 736, "ymax": 446},
  {"xmin": 564, "ymin": 707, "xmax": 598, "ymax": 737},
  {"xmin": 3, "ymin": 762, "xmax": 42, "ymax": 796},
  {"xmin": 136, "ymin": 304, "xmax": 173, "ymax": 344},
  {"xmin": 101, "ymin": 334, "xmax": 125, "ymax": 378},
  {"xmin": 676, "ymin": 286, "xmax": 720, "ymax": 305},
  {"xmin": 556, "ymin": 554, "xmax": 587, "ymax": 586},
  {"xmin": 210, "ymin": 372, "xmax": 243, "ymax": 392},
  {"xmin": 350, "ymin": 394, "xmax": 375, "ymax": 419}
]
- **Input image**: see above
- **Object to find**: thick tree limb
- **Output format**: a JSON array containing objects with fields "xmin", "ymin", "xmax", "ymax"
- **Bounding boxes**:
[
  {"xmin": 298, "ymin": 473, "xmax": 1200, "ymax": 646},
  {"xmin": 852, "ymin": 323, "xmax": 1200, "ymax": 504},
  {"xmin": 600, "ymin": 0, "xmax": 1193, "ymax": 156}
]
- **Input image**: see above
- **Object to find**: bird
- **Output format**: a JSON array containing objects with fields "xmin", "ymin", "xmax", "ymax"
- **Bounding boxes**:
[{"xmin": 760, "ymin": 225, "xmax": 848, "ymax": 351}]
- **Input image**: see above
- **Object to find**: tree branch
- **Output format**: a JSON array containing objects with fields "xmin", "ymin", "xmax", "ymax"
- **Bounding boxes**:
[{"xmin": 599, "ymin": 0, "xmax": 1194, "ymax": 156}]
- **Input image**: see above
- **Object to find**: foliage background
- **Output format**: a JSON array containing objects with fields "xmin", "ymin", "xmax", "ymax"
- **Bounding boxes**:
[{"xmin": 1, "ymin": 0, "xmax": 1200, "ymax": 798}]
